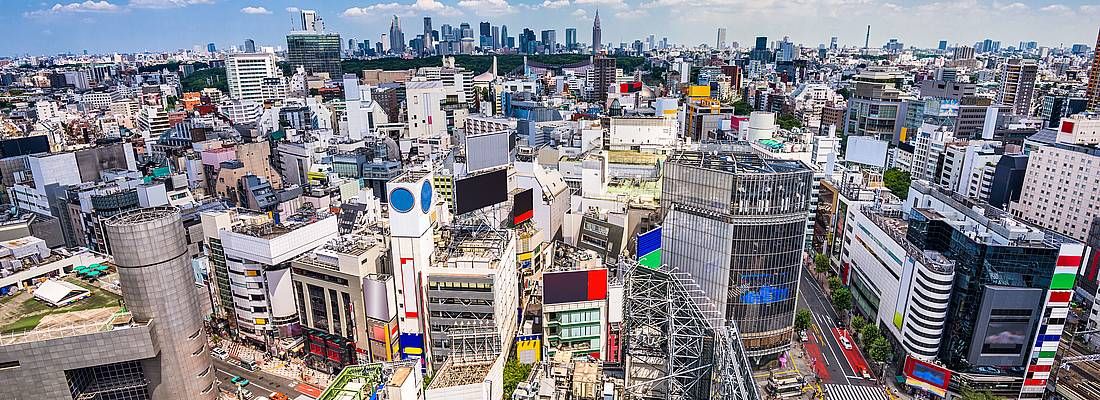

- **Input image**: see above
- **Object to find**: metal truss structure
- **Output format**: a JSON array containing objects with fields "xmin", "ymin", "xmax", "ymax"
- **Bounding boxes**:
[
  {"xmin": 622, "ymin": 260, "xmax": 759, "ymax": 400},
  {"xmin": 448, "ymin": 324, "xmax": 502, "ymax": 364}
]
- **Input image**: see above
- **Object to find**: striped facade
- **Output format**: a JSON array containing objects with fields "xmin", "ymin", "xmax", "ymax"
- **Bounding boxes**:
[{"xmin": 1019, "ymin": 243, "xmax": 1086, "ymax": 399}]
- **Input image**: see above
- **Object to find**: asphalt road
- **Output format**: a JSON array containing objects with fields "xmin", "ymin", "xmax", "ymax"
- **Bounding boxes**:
[
  {"xmin": 797, "ymin": 265, "xmax": 876, "ymax": 387},
  {"xmin": 214, "ymin": 357, "xmax": 306, "ymax": 399}
]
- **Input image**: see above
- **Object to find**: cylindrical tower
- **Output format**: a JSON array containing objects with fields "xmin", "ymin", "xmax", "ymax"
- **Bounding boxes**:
[{"xmin": 105, "ymin": 207, "xmax": 217, "ymax": 400}]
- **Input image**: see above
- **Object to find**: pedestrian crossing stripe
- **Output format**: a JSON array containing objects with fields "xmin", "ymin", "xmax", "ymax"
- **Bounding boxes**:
[{"xmin": 824, "ymin": 384, "xmax": 889, "ymax": 400}]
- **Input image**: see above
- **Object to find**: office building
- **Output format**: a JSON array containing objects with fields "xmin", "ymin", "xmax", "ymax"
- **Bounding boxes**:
[
  {"xmin": 750, "ymin": 36, "xmax": 771, "ymax": 62},
  {"xmin": 1040, "ymin": 95, "xmax": 1088, "ymax": 128},
  {"xmin": 565, "ymin": 28, "xmax": 577, "ymax": 51},
  {"xmin": 291, "ymin": 234, "xmax": 398, "ymax": 372},
  {"xmin": 953, "ymin": 45, "xmax": 976, "ymax": 60},
  {"xmin": 997, "ymin": 58, "xmax": 1037, "ymax": 116},
  {"xmin": 591, "ymin": 10, "xmax": 602, "ymax": 54},
  {"xmin": 717, "ymin": 27, "xmax": 727, "ymax": 49},
  {"xmin": 423, "ymin": 17, "xmax": 433, "ymax": 53},
  {"xmin": 844, "ymin": 67, "xmax": 910, "ymax": 143},
  {"xmin": 1088, "ymin": 27, "xmax": 1100, "ymax": 111},
  {"xmin": 541, "ymin": 30, "xmax": 557, "ymax": 53},
  {"xmin": 300, "ymin": 9, "xmax": 319, "ymax": 31},
  {"xmin": 226, "ymin": 52, "xmax": 280, "ymax": 102},
  {"xmin": 1012, "ymin": 116, "xmax": 1100, "ymax": 241},
  {"xmin": 542, "ymin": 244, "xmax": 609, "ymax": 360},
  {"xmin": 243, "ymin": 38, "xmax": 256, "ymax": 53},
  {"xmin": 592, "ymin": 56, "xmax": 616, "ymax": 102},
  {"xmin": 389, "ymin": 15, "xmax": 405, "ymax": 53},
  {"xmin": 660, "ymin": 150, "xmax": 812, "ymax": 358},
  {"xmin": 287, "ymin": 31, "xmax": 342, "ymax": 78}
]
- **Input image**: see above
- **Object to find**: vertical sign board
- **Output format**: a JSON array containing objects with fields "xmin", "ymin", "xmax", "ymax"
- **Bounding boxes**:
[
  {"xmin": 1019, "ymin": 243, "xmax": 1086, "ymax": 399},
  {"xmin": 637, "ymin": 226, "xmax": 662, "ymax": 270}
]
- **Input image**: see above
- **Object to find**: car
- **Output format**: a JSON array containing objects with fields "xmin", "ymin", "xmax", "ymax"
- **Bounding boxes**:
[
  {"xmin": 861, "ymin": 368, "xmax": 872, "ymax": 380},
  {"xmin": 210, "ymin": 347, "xmax": 229, "ymax": 360},
  {"xmin": 230, "ymin": 376, "xmax": 250, "ymax": 387},
  {"xmin": 839, "ymin": 335, "xmax": 853, "ymax": 350},
  {"xmin": 239, "ymin": 388, "xmax": 254, "ymax": 400},
  {"xmin": 799, "ymin": 330, "xmax": 809, "ymax": 342},
  {"xmin": 240, "ymin": 358, "xmax": 257, "ymax": 371}
]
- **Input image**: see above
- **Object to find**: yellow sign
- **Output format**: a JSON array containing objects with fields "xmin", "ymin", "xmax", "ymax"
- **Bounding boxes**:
[{"xmin": 687, "ymin": 85, "xmax": 711, "ymax": 98}]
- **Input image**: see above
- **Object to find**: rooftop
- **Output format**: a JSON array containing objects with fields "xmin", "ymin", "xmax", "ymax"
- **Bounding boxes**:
[
  {"xmin": 0, "ymin": 277, "xmax": 122, "ymax": 336},
  {"xmin": 230, "ymin": 206, "xmax": 332, "ymax": 239},
  {"xmin": 667, "ymin": 149, "xmax": 809, "ymax": 175},
  {"xmin": 435, "ymin": 227, "xmax": 512, "ymax": 267}
]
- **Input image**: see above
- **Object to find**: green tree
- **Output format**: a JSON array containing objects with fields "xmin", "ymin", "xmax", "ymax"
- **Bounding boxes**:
[
  {"xmin": 831, "ymin": 287, "xmax": 853, "ymax": 314},
  {"xmin": 868, "ymin": 336, "xmax": 893, "ymax": 363},
  {"xmin": 732, "ymin": 100, "xmax": 752, "ymax": 115},
  {"xmin": 795, "ymin": 309, "xmax": 813, "ymax": 331},
  {"xmin": 849, "ymin": 315, "xmax": 868, "ymax": 334},
  {"xmin": 503, "ymin": 355, "xmax": 533, "ymax": 398},
  {"xmin": 960, "ymin": 388, "xmax": 1002, "ymax": 400},
  {"xmin": 776, "ymin": 113, "xmax": 803, "ymax": 130},
  {"xmin": 883, "ymin": 168, "xmax": 912, "ymax": 199},
  {"xmin": 814, "ymin": 253, "xmax": 830, "ymax": 274},
  {"xmin": 859, "ymin": 323, "xmax": 880, "ymax": 344},
  {"xmin": 827, "ymin": 276, "xmax": 842, "ymax": 292}
]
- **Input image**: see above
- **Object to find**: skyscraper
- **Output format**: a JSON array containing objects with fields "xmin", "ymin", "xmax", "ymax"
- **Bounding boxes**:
[
  {"xmin": 660, "ymin": 150, "xmax": 812, "ymax": 358},
  {"xmin": 423, "ymin": 17, "xmax": 433, "ymax": 53},
  {"xmin": 207, "ymin": 42, "xmax": 216, "ymax": 53},
  {"xmin": 491, "ymin": 26, "xmax": 500, "ymax": 50},
  {"xmin": 501, "ymin": 25, "xmax": 509, "ymax": 49},
  {"xmin": 1088, "ymin": 27, "xmax": 1100, "ymax": 111},
  {"xmin": 389, "ymin": 15, "xmax": 405, "ymax": 53},
  {"xmin": 750, "ymin": 36, "xmax": 770, "ymax": 62},
  {"xmin": 592, "ymin": 56, "xmax": 615, "ymax": 102},
  {"xmin": 591, "ymin": 10, "xmax": 602, "ymax": 54},
  {"xmin": 226, "ymin": 52, "xmax": 280, "ymax": 102},
  {"xmin": 716, "ymin": 27, "xmax": 727, "ymax": 49},
  {"xmin": 938, "ymin": 40, "xmax": 948, "ymax": 51},
  {"xmin": 541, "ymin": 30, "xmax": 557, "ymax": 53},
  {"xmin": 287, "ymin": 31, "xmax": 342, "ymax": 77},
  {"xmin": 243, "ymin": 38, "xmax": 255, "ymax": 53},
  {"xmin": 480, "ymin": 21, "xmax": 492, "ymax": 48},
  {"xmin": 998, "ymin": 58, "xmax": 1037, "ymax": 116},
  {"xmin": 300, "ymin": 9, "xmax": 319, "ymax": 31},
  {"xmin": 565, "ymin": 28, "xmax": 577, "ymax": 51}
]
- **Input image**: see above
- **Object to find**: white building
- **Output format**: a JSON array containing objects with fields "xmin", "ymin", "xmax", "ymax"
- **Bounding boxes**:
[
  {"xmin": 342, "ymin": 74, "xmax": 390, "ymax": 141},
  {"xmin": 406, "ymin": 79, "xmax": 447, "ymax": 139},
  {"xmin": 606, "ymin": 116, "xmax": 676, "ymax": 152},
  {"xmin": 226, "ymin": 52, "xmax": 281, "ymax": 102}
]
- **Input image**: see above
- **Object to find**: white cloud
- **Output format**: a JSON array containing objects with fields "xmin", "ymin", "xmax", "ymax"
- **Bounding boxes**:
[
  {"xmin": 128, "ymin": 0, "xmax": 213, "ymax": 9},
  {"xmin": 541, "ymin": 0, "xmax": 570, "ymax": 8},
  {"xmin": 285, "ymin": 7, "xmax": 300, "ymax": 13},
  {"xmin": 993, "ymin": 1, "xmax": 1028, "ymax": 12},
  {"xmin": 240, "ymin": 6, "xmax": 271, "ymax": 15},
  {"xmin": 1040, "ymin": 4, "xmax": 1070, "ymax": 13},
  {"xmin": 616, "ymin": 9, "xmax": 647, "ymax": 18},
  {"xmin": 343, "ymin": 0, "xmax": 460, "ymax": 18},
  {"xmin": 25, "ymin": 1, "xmax": 121, "ymax": 17},
  {"xmin": 574, "ymin": 0, "xmax": 627, "ymax": 8},
  {"xmin": 1082, "ymin": 4, "xmax": 1100, "ymax": 14},
  {"xmin": 457, "ymin": 0, "xmax": 514, "ymax": 15}
]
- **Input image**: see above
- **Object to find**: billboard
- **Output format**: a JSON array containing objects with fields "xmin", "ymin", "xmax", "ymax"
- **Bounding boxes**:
[
  {"xmin": 454, "ymin": 168, "xmax": 508, "ymax": 215},
  {"xmin": 465, "ymin": 130, "xmax": 511, "ymax": 173},
  {"xmin": 362, "ymin": 275, "xmax": 395, "ymax": 322},
  {"xmin": 844, "ymin": 136, "xmax": 889, "ymax": 169},
  {"xmin": 619, "ymin": 81, "xmax": 643, "ymax": 93},
  {"xmin": 543, "ymin": 269, "xmax": 608, "ymax": 304},
  {"xmin": 903, "ymin": 356, "xmax": 950, "ymax": 396},
  {"xmin": 513, "ymin": 188, "xmax": 534, "ymax": 225},
  {"xmin": 637, "ymin": 226, "xmax": 662, "ymax": 269}
]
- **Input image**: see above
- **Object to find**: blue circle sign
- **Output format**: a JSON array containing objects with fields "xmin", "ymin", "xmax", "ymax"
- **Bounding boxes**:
[
  {"xmin": 390, "ymin": 188, "xmax": 415, "ymax": 213},
  {"xmin": 421, "ymin": 181, "xmax": 433, "ymax": 213}
]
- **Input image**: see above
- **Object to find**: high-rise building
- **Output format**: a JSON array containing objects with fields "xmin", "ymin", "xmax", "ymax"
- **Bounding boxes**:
[
  {"xmin": 716, "ymin": 27, "xmax": 727, "ymax": 49},
  {"xmin": 937, "ymin": 40, "xmax": 948, "ymax": 51},
  {"xmin": 300, "ymin": 9, "xmax": 319, "ymax": 31},
  {"xmin": 389, "ymin": 15, "xmax": 405, "ymax": 53},
  {"xmin": 953, "ymin": 45, "xmax": 975, "ymax": 60},
  {"xmin": 207, "ymin": 42, "xmax": 216, "ymax": 53},
  {"xmin": 226, "ymin": 52, "xmax": 279, "ymax": 102},
  {"xmin": 565, "ymin": 28, "xmax": 577, "ymax": 51},
  {"xmin": 423, "ymin": 17, "xmax": 433, "ymax": 53},
  {"xmin": 591, "ymin": 10, "xmax": 602, "ymax": 54},
  {"xmin": 844, "ymin": 67, "xmax": 910, "ymax": 143},
  {"xmin": 287, "ymin": 31, "xmax": 342, "ymax": 78},
  {"xmin": 491, "ymin": 26, "xmax": 500, "ymax": 50},
  {"xmin": 750, "ymin": 36, "xmax": 771, "ymax": 62},
  {"xmin": 500, "ymin": 25, "xmax": 509, "ymax": 49},
  {"xmin": 243, "ymin": 38, "xmax": 256, "ymax": 53},
  {"xmin": 1012, "ymin": 115, "xmax": 1100, "ymax": 241},
  {"xmin": 1087, "ymin": 27, "xmax": 1100, "ymax": 111},
  {"xmin": 592, "ymin": 56, "xmax": 616, "ymax": 102},
  {"xmin": 998, "ymin": 58, "xmax": 1037, "ymax": 116},
  {"xmin": 541, "ymin": 30, "xmax": 557, "ymax": 53},
  {"xmin": 660, "ymin": 150, "xmax": 812, "ymax": 358}
]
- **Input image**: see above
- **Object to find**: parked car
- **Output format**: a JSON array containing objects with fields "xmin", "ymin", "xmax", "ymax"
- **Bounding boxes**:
[
  {"xmin": 839, "ymin": 335, "xmax": 853, "ymax": 350},
  {"xmin": 799, "ymin": 330, "xmax": 808, "ymax": 342},
  {"xmin": 230, "ymin": 376, "xmax": 250, "ymax": 387},
  {"xmin": 210, "ymin": 347, "xmax": 229, "ymax": 360}
]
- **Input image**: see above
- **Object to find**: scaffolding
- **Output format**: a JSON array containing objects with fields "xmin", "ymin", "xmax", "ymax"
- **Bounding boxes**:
[{"xmin": 622, "ymin": 259, "xmax": 759, "ymax": 400}]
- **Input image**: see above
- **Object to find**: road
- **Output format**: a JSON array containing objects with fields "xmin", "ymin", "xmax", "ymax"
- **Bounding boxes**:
[
  {"xmin": 797, "ymin": 265, "xmax": 876, "ymax": 387},
  {"xmin": 214, "ymin": 357, "xmax": 308, "ymax": 398}
]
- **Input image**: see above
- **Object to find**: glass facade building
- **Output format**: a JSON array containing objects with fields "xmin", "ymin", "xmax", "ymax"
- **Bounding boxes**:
[
  {"xmin": 660, "ymin": 150, "xmax": 812, "ymax": 358},
  {"xmin": 286, "ymin": 33, "xmax": 342, "ymax": 78}
]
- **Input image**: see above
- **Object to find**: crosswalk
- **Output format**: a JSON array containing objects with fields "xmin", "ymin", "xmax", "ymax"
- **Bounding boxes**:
[{"xmin": 823, "ymin": 384, "xmax": 889, "ymax": 400}]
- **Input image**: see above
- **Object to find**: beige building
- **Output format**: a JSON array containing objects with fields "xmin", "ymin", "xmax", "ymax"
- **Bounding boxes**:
[{"xmin": 1011, "ymin": 117, "xmax": 1100, "ymax": 241}]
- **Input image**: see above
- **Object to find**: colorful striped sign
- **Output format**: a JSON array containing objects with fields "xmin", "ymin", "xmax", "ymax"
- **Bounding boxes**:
[{"xmin": 1018, "ymin": 243, "xmax": 1086, "ymax": 399}]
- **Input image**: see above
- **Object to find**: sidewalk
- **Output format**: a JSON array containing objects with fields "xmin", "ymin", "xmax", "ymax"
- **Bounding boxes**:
[{"xmin": 214, "ymin": 335, "xmax": 334, "ymax": 388}]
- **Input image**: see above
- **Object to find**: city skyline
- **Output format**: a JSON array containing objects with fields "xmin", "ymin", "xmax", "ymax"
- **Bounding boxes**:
[{"xmin": 5, "ymin": 0, "xmax": 1100, "ymax": 56}]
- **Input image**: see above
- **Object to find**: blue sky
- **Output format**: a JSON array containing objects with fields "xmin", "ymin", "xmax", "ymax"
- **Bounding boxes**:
[{"xmin": 4, "ymin": 0, "xmax": 1100, "ymax": 56}]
